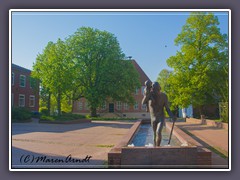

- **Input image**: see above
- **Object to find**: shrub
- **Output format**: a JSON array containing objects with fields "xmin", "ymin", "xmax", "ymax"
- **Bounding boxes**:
[
  {"xmin": 40, "ymin": 115, "xmax": 55, "ymax": 121},
  {"xmin": 32, "ymin": 111, "xmax": 40, "ymax": 118},
  {"xmin": 88, "ymin": 116, "xmax": 138, "ymax": 121},
  {"xmin": 59, "ymin": 113, "xmax": 85, "ymax": 120},
  {"xmin": 40, "ymin": 107, "xmax": 49, "ymax": 116},
  {"xmin": 12, "ymin": 107, "xmax": 32, "ymax": 122},
  {"xmin": 219, "ymin": 102, "xmax": 228, "ymax": 123},
  {"xmin": 40, "ymin": 113, "xmax": 85, "ymax": 121}
]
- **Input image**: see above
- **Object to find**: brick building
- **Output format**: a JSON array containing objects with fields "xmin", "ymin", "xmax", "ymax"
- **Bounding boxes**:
[
  {"xmin": 72, "ymin": 60, "xmax": 151, "ymax": 118},
  {"xmin": 11, "ymin": 64, "xmax": 39, "ymax": 112}
]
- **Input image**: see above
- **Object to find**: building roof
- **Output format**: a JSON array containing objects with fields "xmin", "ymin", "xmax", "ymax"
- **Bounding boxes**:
[
  {"xmin": 12, "ymin": 61, "xmax": 150, "ymax": 85},
  {"xmin": 12, "ymin": 63, "xmax": 31, "ymax": 73},
  {"xmin": 130, "ymin": 59, "xmax": 151, "ymax": 86}
]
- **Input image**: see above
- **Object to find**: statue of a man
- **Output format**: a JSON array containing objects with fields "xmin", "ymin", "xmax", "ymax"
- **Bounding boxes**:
[
  {"xmin": 142, "ymin": 80, "xmax": 152, "ymax": 112},
  {"xmin": 142, "ymin": 81, "xmax": 176, "ymax": 146}
]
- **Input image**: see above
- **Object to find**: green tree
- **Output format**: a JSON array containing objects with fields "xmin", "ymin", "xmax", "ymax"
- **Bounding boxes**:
[
  {"xmin": 33, "ymin": 27, "xmax": 140, "ymax": 117},
  {"xmin": 32, "ymin": 39, "xmax": 74, "ymax": 115},
  {"xmin": 157, "ymin": 69, "xmax": 179, "ymax": 115},
  {"xmin": 166, "ymin": 12, "xmax": 228, "ymax": 114},
  {"xmin": 66, "ymin": 27, "xmax": 140, "ymax": 117},
  {"xmin": 156, "ymin": 69, "xmax": 172, "ymax": 93},
  {"xmin": 39, "ymin": 86, "xmax": 51, "ymax": 115}
]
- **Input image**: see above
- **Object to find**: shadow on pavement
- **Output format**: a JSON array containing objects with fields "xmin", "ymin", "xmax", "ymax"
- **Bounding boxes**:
[
  {"xmin": 11, "ymin": 120, "xmax": 134, "ymax": 135},
  {"xmin": 11, "ymin": 146, "xmax": 107, "ymax": 169},
  {"xmin": 176, "ymin": 123, "xmax": 225, "ymax": 131},
  {"xmin": 176, "ymin": 125, "xmax": 229, "ymax": 167}
]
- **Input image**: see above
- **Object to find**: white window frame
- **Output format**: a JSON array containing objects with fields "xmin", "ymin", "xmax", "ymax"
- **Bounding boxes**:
[
  {"xmin": 29, "ymin": 95, "xmax": 35, "ymax": 107},
  {"xmin": 141, "ymin": 86, "xmax": 145, "ymax": 95},
  {"xmin": 134, "ymin": 101, "xmax": 139, "ymax": 110},
  {"xmin": 79, "ymin": 101, "xmax": 83, "ymax": 110},
  {"xmin": 30, "ymin": 78, "xmax": 33, "ymax": 88},
  {"xmin": 85, "ymin": 101, "xmax": 89, "ymax": 110},
  {"xmin": 101, "ymin": 101, "xmax": 106, "ymax": 110},
  {"xmin": 116, "ymin": 101, "xmax": 122, "ymax": 110},
  {"xmin": 124, "ymin": 103, "xmax": 129, "ymax": 110},
  {"xmin": 19, "ymin": 94, "xmax": 25, "ymax": 107},
  {"xmin": 141, "ymin": 104, "xmax": 146, "ymax": 110},
  {"xmin": 20, "ymin": 75, "xmax": 26, "ymax": 87},
  {"xmin": 135, "ymin": 88, "xmax": 139, "ymax": 95},
  {"xmin": 12, "ymin": 72, "xmax": 15, "ymax": 86}
]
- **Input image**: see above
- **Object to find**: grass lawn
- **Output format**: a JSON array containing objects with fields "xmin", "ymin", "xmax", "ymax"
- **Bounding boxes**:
[
  {"xmin": 87, "ymin": 116, "xmax": 138, "ymax": 121},
  {"xmin": 40, "ymin": 113, "xmax": 138, "ymax": 123},
  {"xmin": 40, "ymin": 113, "xmax": 86, "ymax": 122}
]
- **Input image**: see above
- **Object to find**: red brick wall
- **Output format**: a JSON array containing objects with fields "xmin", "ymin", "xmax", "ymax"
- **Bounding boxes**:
[
  {"xmin": 11, "ymin": 65, "xmax": 39, "ymax": 112},
  {"xmin": 108, "ymin": 120, "xmax": 212, "ymax": 168},
  {"xmin": 72, "ymin": 86, "xmax": 147, "ymax": 114}
]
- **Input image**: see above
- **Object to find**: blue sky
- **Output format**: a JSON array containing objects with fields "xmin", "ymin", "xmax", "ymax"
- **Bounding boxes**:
[{"xmin": 11, "ymin": 10, "xmax": 229, "ymax": 81}]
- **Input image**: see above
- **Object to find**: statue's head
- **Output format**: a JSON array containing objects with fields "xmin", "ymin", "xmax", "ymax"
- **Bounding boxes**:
[
  {"xmin": 145, "ymin": 80, "xmax": 152, "ymax": 87},
  {"xmin": 152, "ymin": 82, "xmax": 161, "ymax": 93}
]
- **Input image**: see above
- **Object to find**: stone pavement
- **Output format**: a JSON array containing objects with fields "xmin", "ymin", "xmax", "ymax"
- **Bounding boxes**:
[
  {"xmin": 11, "ymin": 118, "xmax": 229, "ymax": 169},
  {"xmin": 11, "ymin": 120, "xmax": 135, "ymax": 169},
  {"xmin": 175, "ymin": 119, "xmax": 229, "ymax": 167}
]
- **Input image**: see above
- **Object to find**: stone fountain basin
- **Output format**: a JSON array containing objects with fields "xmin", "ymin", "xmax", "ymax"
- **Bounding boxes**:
[{"xmin": 108, "ymin": 119, "xmax": 211, "ymax": 168}]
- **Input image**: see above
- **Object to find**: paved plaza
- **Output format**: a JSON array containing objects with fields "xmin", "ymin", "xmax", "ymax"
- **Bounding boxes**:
[
  {"xmin": 175, "ymin": 120, "xmax": 229, "ymax": 167},
  {"xmin": 11, "ymin": 119, "xmax": 229, "ymax": 169},
  {"xmin": 11, "ymin": 120, "xmax": 134, "ymax": 169}
]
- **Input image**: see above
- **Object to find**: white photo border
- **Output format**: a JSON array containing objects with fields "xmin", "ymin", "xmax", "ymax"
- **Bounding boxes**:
[{"xmin": 9, "ymin": 9, "xmax": 231, "ymax": 172}]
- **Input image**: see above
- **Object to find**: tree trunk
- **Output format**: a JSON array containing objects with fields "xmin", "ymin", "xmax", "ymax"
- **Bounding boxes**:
[
  {"xmin": 57, "ymin": 92, "xmax": 62, "ymax": 116},
  {"xmin": 90, "ymin": 107, "xmax": 97, "ymax": 117},
  {"xmin": 199, "ymin": 105, "xmax": 206, "ymax": 124},
  {"xmin": 199, "ymin": 105, "xmax": 204, "ymax": 116},
  {"xmin": 72, "ymin": 100, "xmax": 75, "ymax": 113},
  {"xmin": 47, "ymin": 92, "xmax": 51, "ymax": 115}
]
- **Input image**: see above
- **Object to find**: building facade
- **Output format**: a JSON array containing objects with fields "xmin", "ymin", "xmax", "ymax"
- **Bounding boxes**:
[
  {"xmin": 72, "ymin": 60, "xmax": 151, "ymax": 118},
  {"xmin": 11, "ymin": 64, "xmax": 39, "ymax": 112}
]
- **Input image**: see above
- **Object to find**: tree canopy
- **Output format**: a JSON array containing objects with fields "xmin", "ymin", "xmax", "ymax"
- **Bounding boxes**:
[
  {"xmin": 165, "ymin": 12, "xmax": 228, "ymax": 113},
  {"xmin": 65, "ymin": 27, "xmax": 140, "ymax": 116},
  {"xmin": 32, "ymin": 27, "xmax": 140, "ymax": 116},
  {"xmin": 156, "ymin": 69, "xmax": 172, "ymax": 93}
]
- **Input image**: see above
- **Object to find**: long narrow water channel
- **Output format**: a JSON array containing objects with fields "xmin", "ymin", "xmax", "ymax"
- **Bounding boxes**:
[{"xmin": 129, "ymin": 123, "xmax": 182, "ymax": 147}]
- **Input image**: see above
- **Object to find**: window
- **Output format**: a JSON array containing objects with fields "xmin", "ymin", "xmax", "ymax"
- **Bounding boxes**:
[
  {"xmin": 142, "ymin": 104, "xmax": 146, "ymax": 110},
  {"xmin": 19, "ymin": 94, "xmax": 25, "ymax": 107},
  {"xmin": 85, "ymin": 101, "xmax": 89, "ymax": 110},
  {"xmin": 124, "ymin": 103, "xmax": 129, "ymax": 110},
  {"xmin": 79, "ymin": 102, "xmax": 83, "ymax": 110},
  {"xmin": 30, "ymin": 78, "xmax": 33, "ymax": 88},
  {"xmin": 29, "ymin": 77, "xmax": 37, "ymax": 89},
  {"xmin": 29, "ymin": 95, "xmax": 35, "ymax": 107},
  {"xmin": 12, "ymin": 72, "xmax": 14, "ymax": 86},
  {"xmin": 134, "ymin": 101, "xmax": 139, "ymax": 110},
  {"xmin": 116, "ymin": 101, "xmax": 122, "ymax": 110},
  {"xmin": 135, "ymin": 88, "xmax": 139, "ymax": 95},
  {"xmin": 141, "ymin": 86, "xmax": 145, "ymax": 95},
  {"xmin": 101, "ymin": 101, "xmax": 106, "ymax": 110},
  {"xmin": 20, "ymin": 75, "xmax": 26, "ymax": 87}
]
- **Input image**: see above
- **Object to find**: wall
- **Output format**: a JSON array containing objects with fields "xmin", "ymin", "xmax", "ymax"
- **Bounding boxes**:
[
  {"xmin": 12, "ymin": 65, "xmax": 39, "ymax": 112},
  {"xmin": 187, "ymin": 117, "xmax": 228, "ymax": 130},
  {"xmin": 72, "ymin": 86, "xmax": 148, "ymax": 116},
  {"xmin": 108, "ymin": 120, "xmax": 212, "ymax": 168}
]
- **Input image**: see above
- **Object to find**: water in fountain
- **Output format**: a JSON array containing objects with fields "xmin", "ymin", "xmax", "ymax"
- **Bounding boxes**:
[{"xmin": 129, "ymin": 124, "xmax": 182, "ymax": 147}]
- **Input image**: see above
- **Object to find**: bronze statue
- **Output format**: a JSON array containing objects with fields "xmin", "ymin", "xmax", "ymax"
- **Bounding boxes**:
[
  {"xmin": 142, "ymin": 80, "xmax": 152, "ymax": 112},
  {"xmin": 142, "ymin": 81, "xmax": 176, "ymax": 146}
]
